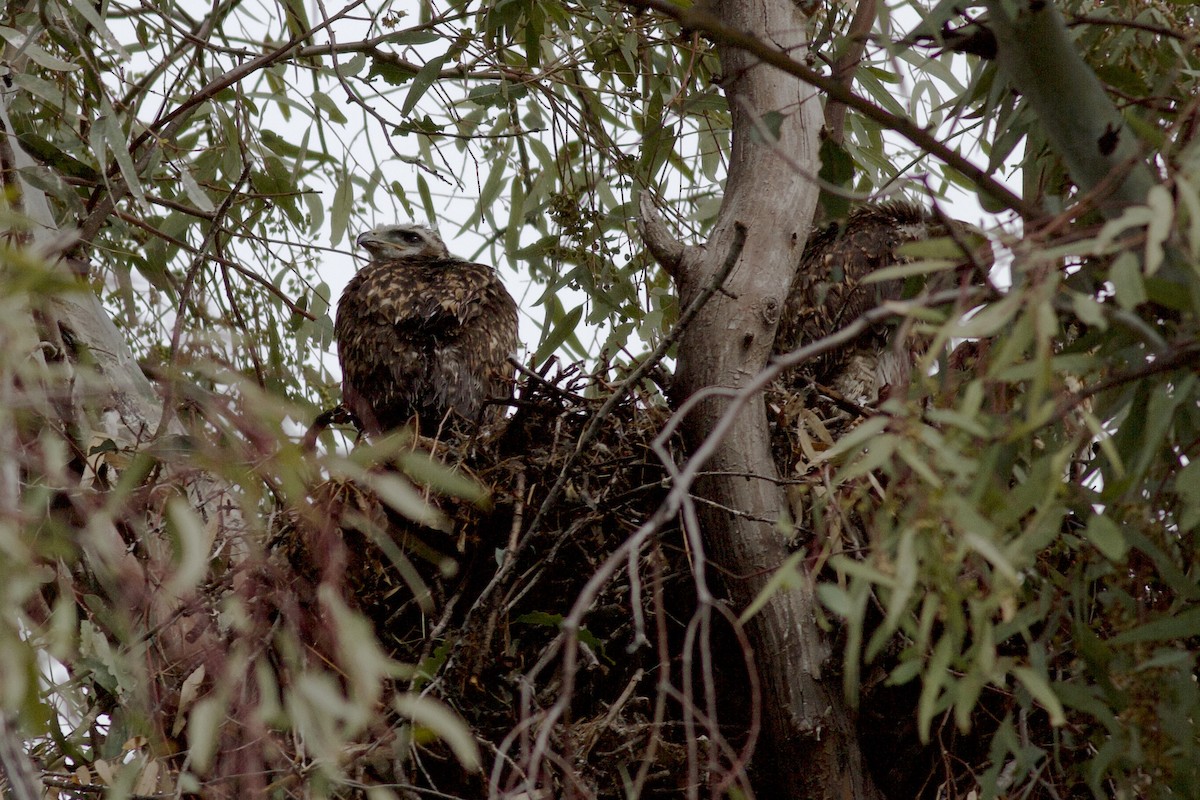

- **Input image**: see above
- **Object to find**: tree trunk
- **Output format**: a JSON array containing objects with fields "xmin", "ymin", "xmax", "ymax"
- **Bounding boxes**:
[{"xmin": 640, "ymin": 2, "xmax": 882, "ymax": 798}]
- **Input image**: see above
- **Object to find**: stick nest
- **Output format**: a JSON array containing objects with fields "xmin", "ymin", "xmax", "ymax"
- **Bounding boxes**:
[{"xmin": 272, "ymin": 360, "xmax": 715, "ymax": 798}]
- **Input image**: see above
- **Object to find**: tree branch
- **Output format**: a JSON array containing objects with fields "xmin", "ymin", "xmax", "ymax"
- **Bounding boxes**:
[
  {"xmin": 824, "ymin": 0, "xmax": 877, "ymax": 143},
  {"xmin": 620, "ymin": 0, "xmax": 1042, "ymax": 219},
  {"xmin": 637, "ymin": 191, "xmax": 689, "ymax": 278},
  {"xmin": 986, "ymin": 0, "xmax": 1157, "ymax": 214}
]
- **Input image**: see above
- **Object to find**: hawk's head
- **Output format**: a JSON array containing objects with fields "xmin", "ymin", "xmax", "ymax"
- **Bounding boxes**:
[{"xmin": 356, "ymin": 224, "xmax": 449, "ymax": 261}]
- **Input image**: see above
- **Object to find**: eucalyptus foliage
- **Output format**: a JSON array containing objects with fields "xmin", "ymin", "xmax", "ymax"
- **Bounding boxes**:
[{"xmin": 1, "ymin": 0, "xmax": 1198, "ymax": 797}]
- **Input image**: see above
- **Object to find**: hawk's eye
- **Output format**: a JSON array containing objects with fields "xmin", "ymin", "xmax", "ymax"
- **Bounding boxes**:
[{"xmin": 402, "ymin": 231, "xmax": 422, "ymax": 244}]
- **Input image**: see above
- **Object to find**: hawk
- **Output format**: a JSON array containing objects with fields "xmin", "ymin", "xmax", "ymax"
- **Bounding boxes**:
[
  {"xmin": 334, "ymin": 224, "xmax": 519, "ymax": 436},
  {"xmin": 775, "ymin": 201, "xmax": 985, "ymax": 406}
]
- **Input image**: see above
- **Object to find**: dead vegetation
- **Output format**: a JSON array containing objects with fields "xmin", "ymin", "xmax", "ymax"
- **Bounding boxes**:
[{"xmin": 273, "ymin": 359, "xmax": 718, "ymax": 798}]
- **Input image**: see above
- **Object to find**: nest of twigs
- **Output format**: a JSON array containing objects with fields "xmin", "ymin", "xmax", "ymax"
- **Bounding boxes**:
[
  {"xmin": 268, "ymin": 355, "xmax": 1010, "ymax": 800},
  {"xmin": 273, "ymin": 358, "xmax": 714, "ymax": 798}
]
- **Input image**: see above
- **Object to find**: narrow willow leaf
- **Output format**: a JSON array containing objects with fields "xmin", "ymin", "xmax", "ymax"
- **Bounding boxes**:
[
  {"xmin": 65, "ymin": 0, "xmax": 129, "ymax": 57},
  {"xmin": 1143, "ymin": 184, "xmax": 1174, "ymax": 276},
  {"xmin": 0, "ymin": 27, "xmax": 79, "ymax": 70},
  {"xmin": 186, "ymin": 696, "xmax": 223, "ymax": 773},
  {"xmin": 172, "ymin": 665, "xmax": 207, "ymax": 737},
  {"xmin": 1174, "ymin": 173, "xmax": 1200, "ymax": 261},
  {"xmin": 1109, "ymin": 251, "xmax": 1146, "ymax": 309},
  {"xmin": 393, "ymin": 694, "xmax": 481, "ymax": 771},
  {"xmin": 398, "ymin": 450, "xmax": 490, "ymax": 505},
  {"xmin": 176, "ymin": 165, "xmax": 215, "ymax": 213},
  {"xmin": 330, "ymin": 171, "xmax": 352, "ymax": 247},
  {"xmin": 1012, "ymin": 666, "xmax": 1066, "ymax": 726},
  {"xmin": 417, "ymin": 174, "xmax": 436, "ymax": 225},
  {"xmin": 101, "ymin": 114, "xmax": 146, "ymax": 205},
  {"xmin": 505, "ymin": 175, "xmax": 526, "ymax": 257},
  {"xmin": 1084, "ymin": 514, "xmax": 1127, "ymax": 561},
  {"xmin": 740, "ymin": 550, "xmax": 807, "ymax": 624},
  {"xmin": 311, "ymin": 90, "xmax": 348, "ymax": 125},
  {"xmin": 1110, "ymin": 606, "xmax": 1200, "ymax": 646},
  {"xmin": 918, "ymin": 634, "xmax": 954, "ymax": 742},
  {"xmin": 166, "ymin": 498, "xmax": 213, "ymax": 595},
  {"xmin": 401, "ymin": 55, "xmax": 448, "ymax": 116},
  {"xmin": 365, "ymin": 472, "xmax": 449, "ymax": 530},
  {"xmin": 534, "ymin": 303, "xmax": 583, "ymax": 365},
  {"xmin": 472, "ymin": 139, "xmax": 511, "ymax": 227}
]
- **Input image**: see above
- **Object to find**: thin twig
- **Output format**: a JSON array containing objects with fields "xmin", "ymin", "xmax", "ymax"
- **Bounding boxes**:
[
  {"xmin": 0, "ymin": 714, "xmax": 42, "ymax": 800},
  {"xmin": 619, "ymin": 0, "xmax": 1041, "ymax": 219},
  {"xmin": 457, "ymin": 222, "xmax": 748, "ymax": 645}
]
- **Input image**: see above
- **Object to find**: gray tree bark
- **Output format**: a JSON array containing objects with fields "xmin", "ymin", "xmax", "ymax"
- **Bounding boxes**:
[
  {"xmin": 986, "ymin": 0, "xmax": 1155, "ymax": 213},
  {"xmin": 639, "ymin": 2, "xmax": 881, "ymax": 798}
]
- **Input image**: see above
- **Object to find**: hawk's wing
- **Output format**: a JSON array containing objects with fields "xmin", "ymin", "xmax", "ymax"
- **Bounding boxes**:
[{"xmin": 403, "ymin": 259, "xmax": 495, "ymax": 333}]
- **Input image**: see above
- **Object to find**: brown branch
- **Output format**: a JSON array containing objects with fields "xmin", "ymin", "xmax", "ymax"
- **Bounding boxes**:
[
  {"xmin": 619, "ymin": 0, "xmax": 1042, "ymax": 219},
  {"xmin": 0, "ymin": 714, "xmax": 42, "ymax": 800},
  {"xmin": 638, "ymin": 191, "xmax": 689, "ymax": 278},
  {"xmin": 824, "ymin": 0, "xmax": 877, "ymax": 144},
  {"xmin": 112, "ymin": 210, "xmax": 316, "ymax": 320},
  {"xmin": 1067, "ymin": 13, "xmax": 1199, "ymax": 44}
]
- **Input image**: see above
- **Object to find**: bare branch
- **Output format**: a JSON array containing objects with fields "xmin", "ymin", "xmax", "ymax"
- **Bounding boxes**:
[
  {"xmin": 638, "ymin": 191, "xmax": 688, "ymax": 278},
  {"xmin": 0, "ymin": 714, "xmax": 41, "ymax": 800},
  {"xmin": 824, "ymin": 0, "xmax": 877, "ymax": 143}
]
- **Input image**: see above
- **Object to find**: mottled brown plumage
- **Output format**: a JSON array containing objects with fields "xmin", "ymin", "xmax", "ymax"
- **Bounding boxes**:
[
  {"xmin": 776, "ymin": 201, "xmax": 984, "ymax": 405},
  {"xmin": 335, "ymin": 224, "xmax": 518, "ymax": 435}
]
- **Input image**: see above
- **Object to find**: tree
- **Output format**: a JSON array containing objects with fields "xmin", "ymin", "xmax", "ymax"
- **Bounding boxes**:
[{"xmin": 2, "ymin": 1, "xmax": 1198, "ymax": 799}]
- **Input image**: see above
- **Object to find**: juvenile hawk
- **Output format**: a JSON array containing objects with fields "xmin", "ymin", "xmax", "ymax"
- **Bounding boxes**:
[
  {"xmin": 776, "ymin": 201, "xmax": 985, "ymax": 406},
  {"xmin": 335, "ymin": 224, "xmax": 519, "ymax": 436}
]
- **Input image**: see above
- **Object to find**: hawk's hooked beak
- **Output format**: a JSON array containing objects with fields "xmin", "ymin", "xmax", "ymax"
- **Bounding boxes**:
[{"xmin": 355, "ymin": 231, "xmax": 376, "ymax": 248}]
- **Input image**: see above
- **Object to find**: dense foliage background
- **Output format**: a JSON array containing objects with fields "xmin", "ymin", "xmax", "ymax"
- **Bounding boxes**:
[{"xmin": 1, "ymin": 0, "xmax": 1198, "ymax": 798}]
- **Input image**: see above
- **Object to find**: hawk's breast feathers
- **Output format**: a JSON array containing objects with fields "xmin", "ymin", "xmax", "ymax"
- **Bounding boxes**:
[{"xmin": 335, "ymin": 224, "xmax": 518, "ymax": 436}]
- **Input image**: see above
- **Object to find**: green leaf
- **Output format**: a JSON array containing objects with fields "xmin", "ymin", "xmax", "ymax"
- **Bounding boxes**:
[
  {"xmin": 186, "ymin": 696, "xmax": 223, "ymax": 773},
  {"xmin": 1143, "ymin": 184, "xmax": 1174, "ymax": 275},
  {"xmin": 417, "ymin": 174, "xmax": 436, "ymax": 226},
  {"xmin": 330, "ymin": 171, "xmax": 352, "ymax": 247},
  {"xmin": 365, "ymin": 471, "xmax": 449, "ymax": 530},
  {"xmin": 816, "ymin": 582, "xmax": 854, "ymax": 619},
  {"xmin": 0, "ymin": 27, "xmax": 79, "ymax": 71},
  {"xmin": 1110, "ymin": 606, "xmax": 1200, "ymax": 646},
  {"xmin": 393, "ymin": 694, "xmax": 480, "ymax": 771},
  {"xmin": 817, "ymin": 137, "xmax": 854, "ymax": 219},
  {"xmin": 176, "ymin": 164, "xmax": 215, "ymax": 213},
  {"xmin": 534, "ymin": 302, "xmax": 584, "ymax": 365},
  {"xmin": 401, "ymin": 54, "xmax": 448, "ymax": 116},
  {"xmin": 756, "ymin": 110, "xmax": 784, "ymax": 142},
  {"xmin": 470, "ymin": 140, "xmax": 512, "ymax": 227},
  {"xmin": 1070, "ymin": 292, "xmax": 1107, "ymax": 329},
  {"xmin": 94, "ymin": 113, "xmax": 146, "ymax": 205},
  {"xmin": 398, "ymin": 451, "xmax": 491, "ymax": 506},
  {"xmin": 1012, "ymin": 666, "xmax": 1066, "ymax": 727},
  {"xmin": 1083, "ymin": 514, "xmax": 1128, "ymax": 561},
  {"xmin": 311, "ymin": 90, "xmax": 349, "ymax": 125},
  {"xmin": 14, "ymin": 132, "xmax": 98, "ymax": 180},
  {"xmin": 1110, "ymin": 252, "xmax": 1147, "ymax": 309},
  {"xmin": 386, "ymin": 30, "xmax": 441, "ymax": 46},
  {"xmin": 165, "ymin": 499, "xmax": 212, "ymax": 596},
  {"xmin": 918, "ymin": 634, "xmax": 954, "ymax": 742},
  {"xmin": 740, "ymin": 550, "xmax": 807, "ymax": 624}
]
